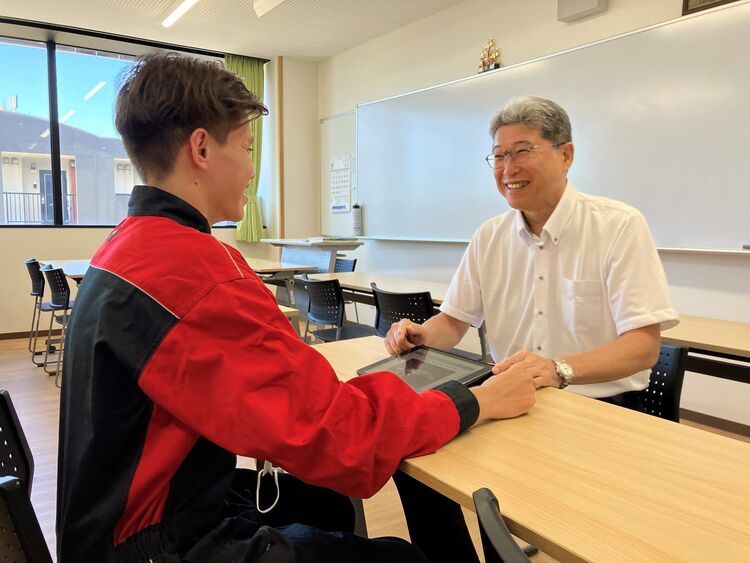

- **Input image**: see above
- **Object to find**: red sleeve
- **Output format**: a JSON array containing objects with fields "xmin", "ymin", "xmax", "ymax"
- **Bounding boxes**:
[{"xmin": 138, "ymin": 277, "xmax": 461, "ymax": 498}]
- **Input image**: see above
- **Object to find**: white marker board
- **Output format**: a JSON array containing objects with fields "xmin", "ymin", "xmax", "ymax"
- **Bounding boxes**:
[{"xmin": 356, "ymin": 2, "xmax": 750, "ymax": 249}]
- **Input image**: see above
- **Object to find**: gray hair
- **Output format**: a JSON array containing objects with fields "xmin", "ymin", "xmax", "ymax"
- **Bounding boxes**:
[{"xmin": 489, "ymin": 96, "xmax": 572, "ymax": 145}]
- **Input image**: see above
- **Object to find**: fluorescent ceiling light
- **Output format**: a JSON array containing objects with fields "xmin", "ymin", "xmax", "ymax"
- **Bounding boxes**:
[
  {"xmin": 84, "ymin": 81, "xmax": 106, "ymax": 101},
  {"xmin": 161, "ymin": 0, "xmax": 201, "ymax": 28},
  {"xmin": 60, "ymin": 110, "xmax": 76, "ymax": 123},
  {"xmin": 40, "ymin": 129, "xmax": 50, "ymax": 138},
  {"xmin": 254, "ymin": 0, "xmax": 288, "ymax": 17}
]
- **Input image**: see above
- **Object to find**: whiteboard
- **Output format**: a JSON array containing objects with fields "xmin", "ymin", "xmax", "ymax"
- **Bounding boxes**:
[{"xmin": 356, "ymin": 2, "xmax": 750, "ymax": 249}]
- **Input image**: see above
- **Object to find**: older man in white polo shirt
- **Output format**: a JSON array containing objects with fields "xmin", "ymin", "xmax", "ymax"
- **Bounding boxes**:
[{"xmin": 385, "ymin": 96, "xmax": 679, "ymax": 563}]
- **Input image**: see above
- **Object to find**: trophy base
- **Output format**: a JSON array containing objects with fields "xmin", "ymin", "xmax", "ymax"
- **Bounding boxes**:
[{"xmin": 478, "ymin": 63, "xmax": 501, "ymax": 74}]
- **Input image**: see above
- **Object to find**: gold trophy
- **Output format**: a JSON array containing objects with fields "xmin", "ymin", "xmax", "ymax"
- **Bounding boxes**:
[{"xmin": 478, "ymin": 37, "xmax": 501, "ymax": 73}]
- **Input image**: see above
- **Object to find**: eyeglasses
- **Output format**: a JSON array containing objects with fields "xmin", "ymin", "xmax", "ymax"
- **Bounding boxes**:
[{"xmin": 485, "ymin": 143, "xmax": 560, "ymax": 169}]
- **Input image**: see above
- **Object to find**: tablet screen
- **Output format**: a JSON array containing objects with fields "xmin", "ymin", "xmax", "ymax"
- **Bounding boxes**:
[{"xmin": 357, "ymin": 346, "xmax": 491, "ymax": 392}]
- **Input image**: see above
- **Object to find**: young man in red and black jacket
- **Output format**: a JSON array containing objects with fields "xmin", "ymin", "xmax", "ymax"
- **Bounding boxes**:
[{"xmin": 56, "ymin": 53, "xmax": 537, "ymax": 562}]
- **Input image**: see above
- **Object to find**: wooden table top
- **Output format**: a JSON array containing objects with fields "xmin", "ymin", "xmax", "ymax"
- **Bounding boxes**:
[
  {"xmin": 41, "ymin": 258, "xmax": 318, "ymax": 278},
  {"xmin": 662, "ymin": 314, "xmax": 750, "ymax": 358},
  {"xmin": 243, "ymin": 257, "xmax": 318, "ymax": 274},
  {"xmin": 39, "ymin": 259, "xmax": 90, "ymax": 279},
  {"xmin": 262, "ymin": 238, "xmax": 364, "ymax": 249},
  {"xmin": 277, "ymin": 305, "xmax": 299, "ymax": 318},
  {"xmin": 313, "ymin": 335, "xmax": 750, "ymax": 562},
  {"xmin": 307, "ymin": 272, "xmax": 451, "ymax": 304}
]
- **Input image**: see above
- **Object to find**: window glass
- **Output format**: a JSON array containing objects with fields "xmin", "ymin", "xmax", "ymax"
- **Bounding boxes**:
[
  {"xmin": 0, "ymin": 37, "xmax": 52, "ymax": 224},
  {"xmin": 55, "ymin": 46, "xmax": 138, "ymax": 225},
  {"xmin": 1, "ymin": 34, "xmax": 249, "ymax": 228}
]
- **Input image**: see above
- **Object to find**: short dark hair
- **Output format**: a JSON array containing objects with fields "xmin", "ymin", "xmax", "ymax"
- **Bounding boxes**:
[{"xmin": 115, "ymin": 52, "xmax": 268, "ymax": 181}]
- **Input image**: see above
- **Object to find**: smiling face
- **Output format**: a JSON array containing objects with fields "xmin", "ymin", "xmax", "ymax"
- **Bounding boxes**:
[
  {"xmin": 492, "ymin": 123, "xmax": 574, "ymax": 228},
  {"xmin": 204, "ymin": 123, "xmax": 255, "ymax": 224}
]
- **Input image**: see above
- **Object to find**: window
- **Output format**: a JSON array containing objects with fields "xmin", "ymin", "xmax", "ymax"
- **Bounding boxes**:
[
  {"xmin": 0, "ymin": 37, "xmax": 138, "ymax": 226},
  {"xmin": 0, "ymin": 23, "xmax": 259, "ymax": 228},
  {"xmin": 0, "ymin": 37, "xmax": 52, "ymax": 224},
  {"xmin": 56, "ymin": 46, "xmax": 136, "ymax": 225}
]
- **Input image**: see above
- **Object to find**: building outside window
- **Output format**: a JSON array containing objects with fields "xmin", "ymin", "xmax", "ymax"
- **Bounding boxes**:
[
  {"xmin": 1, "ymin": 32, "xmax": 246, "ymax": 228},
  {"xmin": 55, "ymin": 46, "xmax": 137, "ymax": 225},
  {"xmin": 0, "ymin": 37, "xmax": 53, "ymax": 224},
  {"xmin": 0, "ymin": 37, "xmax": 147, "ymax": 226}
]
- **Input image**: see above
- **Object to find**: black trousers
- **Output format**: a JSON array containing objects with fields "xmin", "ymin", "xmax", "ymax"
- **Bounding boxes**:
[
  {"xmin": 393, "ymin": 471, "xmax": 480, "ymax": 563},
  {"xmin": 596, "ymin": 390, "xmax": 642, "ymax": 409},
  {"xmin": 176, "ymin": 469, "xmax": 428, "ymax": 563}
]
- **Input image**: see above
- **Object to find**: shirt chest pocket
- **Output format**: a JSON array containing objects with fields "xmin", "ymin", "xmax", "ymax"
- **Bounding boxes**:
[{"xmin": 560, "ymin": 278, "xmax": 603, "ymax": 333}]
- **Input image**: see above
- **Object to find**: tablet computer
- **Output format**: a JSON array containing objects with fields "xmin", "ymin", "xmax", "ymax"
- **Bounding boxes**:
[{"xmin": 356, "ymin": 345, "xmax": 492, "ymax": 392}]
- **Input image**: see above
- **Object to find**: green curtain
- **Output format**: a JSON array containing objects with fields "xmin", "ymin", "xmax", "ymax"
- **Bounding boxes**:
[{"xmin": 225, "ymin": 54, "xmax": 265, "ymax": 242}]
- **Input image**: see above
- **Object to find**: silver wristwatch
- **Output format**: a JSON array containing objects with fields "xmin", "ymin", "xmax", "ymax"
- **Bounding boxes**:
[{"xmin": 553, "ymin": 359, "xmax": 574, "ymax": 389}]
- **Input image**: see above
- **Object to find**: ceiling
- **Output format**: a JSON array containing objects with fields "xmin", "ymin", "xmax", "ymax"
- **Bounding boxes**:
[{"xmin": 1, "ymin": 0, "xmax": 467, "ymax": 60}]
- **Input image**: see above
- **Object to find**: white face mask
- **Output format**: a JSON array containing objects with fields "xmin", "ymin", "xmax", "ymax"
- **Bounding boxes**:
[{"xmin": 255, "ymin": 460, "xmax": 281, "ymax": 514}]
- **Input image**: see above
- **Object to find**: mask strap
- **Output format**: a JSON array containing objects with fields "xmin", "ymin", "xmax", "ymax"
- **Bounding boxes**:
[{"xmin": 255, "ymin": 460, "xmax": 281, "ymax": 514}]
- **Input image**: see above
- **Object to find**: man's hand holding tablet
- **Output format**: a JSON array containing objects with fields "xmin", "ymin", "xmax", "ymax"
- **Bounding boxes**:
[{"xmin": 381, "ymin": 316, "xmax": 536, "ymax": 423}]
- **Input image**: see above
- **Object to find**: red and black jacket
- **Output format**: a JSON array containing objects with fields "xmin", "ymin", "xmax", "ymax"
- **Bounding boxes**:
[{"xmin": 56, "ymin": 186, "xmax": 479, "ymax": 561}]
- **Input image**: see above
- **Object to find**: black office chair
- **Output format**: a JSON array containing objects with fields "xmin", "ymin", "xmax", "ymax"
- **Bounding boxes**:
[
  {"xmin": 632, "ymin": 344, "xmax": 688, "ymax": 422},
  {"xmin": 370, "ymin": 282, "xmax": 435, "ymax": 337},
  {"xmin": 472, "ymin": 488, "xmax": 532, "ymax": 563},
  {"xmin": 0, "ymin": 390, "xmax": 34, "ymax": 493},
  {"xmin": 0, "ymin": 476, "xmax": 53, "ymax": 563},
  {"xmin": 24, "ymin": 259, "xmax": 55, "ymax": 366},
  {"xmin": 41, "ymin": 267, "xmax": 73, "ymax": 385},
  {"xmin": 0, "ymin": 389, "xmax": 53, "ymax": 563},
  {"xmin": 301, "ymin": 276, "xmax": 376, "ymax": 343},
  {"xmin": 334, "ymin": 257, "xmax": 360, "ymax": 322}
]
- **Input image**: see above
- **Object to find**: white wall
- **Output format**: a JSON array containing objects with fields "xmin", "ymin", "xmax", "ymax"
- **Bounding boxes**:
[
  {"xmin": 282, "ymin": 57, "xmax": 320, "ymax": 239},
  {"xmin": 660, "ymin": 252, "xmax": 750, "ymax": 423},
  {"xmin": 1, "ymin": 228, "xmax": 274, "ymax": 336},
  {"xmin": 3, "ymin": 229, "xmax": 104, "ymax": 336},
  {"xmin": 319, "ymin": 0, "xmax": 682, "ymax": 117},
  {"xmin": 315, "ymin": 0, "xmax": 750, "ymax": 425},
  {"xmin": 258, "ymin": 59, "xmax": 279, "ymax": 240}
]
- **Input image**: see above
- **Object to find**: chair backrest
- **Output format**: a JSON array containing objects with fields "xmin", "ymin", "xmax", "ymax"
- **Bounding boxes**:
[
  {"xmin": 0, "ymin": 476, "xmax": 53, "ymax": 563},
  {"xmin": 305, "ymin": 278, "xmax": 346, "ymax": 327},
  {"xmin": 0, "ymin": 390, "xmax": 34, "ymax": 496},
  {"xmin": 24, "ymin": 259, "xmax": 44, "ymax": 298},
  {"xmin": 41, "ymin": 267, "xmax": 70, "ymax": 309},
  {"xmin": 370, "ymin": 283, "xmax": 434, "ymax": 337},
  {"xmin": 333, "ymin": 258, "xmax": 357, "ymax": 273},
  {"xmin": 472, "ymin": 488, "xmax": 531, "ymax": 563},
  {"xmin": 633, "ymin": 344, "xmax": 688, "ymax": 422}
]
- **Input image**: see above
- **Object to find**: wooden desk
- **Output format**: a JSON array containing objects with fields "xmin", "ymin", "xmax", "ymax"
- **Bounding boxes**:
[
  {"xmin": 278, "ymin": 304, "xmax": 301, "ymax": 335},
  {"xmin": 662, "ymin": 315, "xmax": 750, "ymax": 383},
  {"xmin": 39, "ymin": 259, "xmax": 89, "ymax": 282},
  {"xmin": 278, "ymin": 305, "xmax": 299, "ymax": 318},
  {"xmin": 41, "ymin": 258, "xmax": 317, "ymax": 303},
  {"xmin": 245, "ymin": 258, "xmax": 318, "ymax": 276},
  {"xmin": 262, "ymin": 238, "xmax": 364, "ymax": 272},
  {"xmin": 245, "ymin": 257, "xmax": 319, "ymax": 308},
  {"xmin": 313, "ymin": 336, "xmax": 750, "ymax": 562}
]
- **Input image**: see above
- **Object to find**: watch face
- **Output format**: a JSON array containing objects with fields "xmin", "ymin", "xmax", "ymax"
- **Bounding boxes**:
[{"xmin": 556, "ymin": 360, "xmax": 573, "ymax": 383}]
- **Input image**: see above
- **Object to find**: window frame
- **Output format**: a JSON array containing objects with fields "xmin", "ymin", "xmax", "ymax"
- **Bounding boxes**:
[{"xmin": 0, "ymin": 16, "xmax": 268, "ymax": 228}]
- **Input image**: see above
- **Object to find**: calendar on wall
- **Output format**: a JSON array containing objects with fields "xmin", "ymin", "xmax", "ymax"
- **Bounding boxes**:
[{"xmin": 329, "ymin": 156, "xmax": 351, "ymax": 213}]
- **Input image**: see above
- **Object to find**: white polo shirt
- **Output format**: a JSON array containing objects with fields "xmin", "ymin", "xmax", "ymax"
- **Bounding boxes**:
[{"xmin": 440, "ymin": 183, "xmax": 679, "ymax": 398}]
